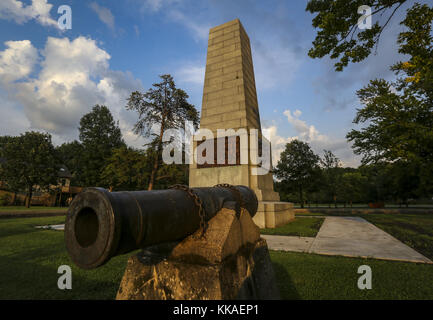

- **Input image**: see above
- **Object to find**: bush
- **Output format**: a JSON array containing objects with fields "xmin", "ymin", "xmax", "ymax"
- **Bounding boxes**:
[{"xmin": 0, "ymin": 193, "xmax": 11, "ymax": 206}]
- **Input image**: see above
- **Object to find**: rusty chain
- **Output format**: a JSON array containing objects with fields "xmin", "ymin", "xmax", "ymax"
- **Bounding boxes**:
[
  {"xmin": 169, "ymin": 183, "xmax": 245, "ymax": 237},
  {"xmin": 169, "ymin": 184, "xmax": 208, "ymax": 237},
  {"xmin": 214, "ymin": 183, "xmax": 244, "ymax": 218}
]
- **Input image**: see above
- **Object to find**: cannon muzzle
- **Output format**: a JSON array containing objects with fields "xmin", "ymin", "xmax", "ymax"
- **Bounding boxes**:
[{"xmin": 65, "ymin": 186, "xmax": 258, "ymax": 269}]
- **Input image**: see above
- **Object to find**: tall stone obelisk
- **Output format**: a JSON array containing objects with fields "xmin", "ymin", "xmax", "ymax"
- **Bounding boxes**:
[{"xmin": 189, "ymin": 19, "xmax": 294, "ymax": 228}]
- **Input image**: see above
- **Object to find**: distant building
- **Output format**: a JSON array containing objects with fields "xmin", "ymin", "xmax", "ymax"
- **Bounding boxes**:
[{"xmin": 0, "ymin": 161, "xmax": 82, "ymax": 206}]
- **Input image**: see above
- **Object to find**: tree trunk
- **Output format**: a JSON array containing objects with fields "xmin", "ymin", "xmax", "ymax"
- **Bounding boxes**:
[
  {"xmin": 299, "ymin": 185, "xmax": 304, "ymax": 208},
  {"xmin": 25, "ymin": 185, "xmax": 32, "ymax": 208},
  {"xmin": 148, "ymin": 116, "xmax": 166, "ymax": 191}
]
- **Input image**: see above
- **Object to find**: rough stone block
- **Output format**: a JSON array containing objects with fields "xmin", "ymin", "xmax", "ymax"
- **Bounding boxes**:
[{"xmin": 116, "ymin": 207, "xmax": 279, "ymax": 300}]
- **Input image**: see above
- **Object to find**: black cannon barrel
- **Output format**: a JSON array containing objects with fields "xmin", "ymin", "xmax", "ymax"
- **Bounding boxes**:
[{"xmin": 65, "ymin": 186, "xmax": 258, "ymax": 269}]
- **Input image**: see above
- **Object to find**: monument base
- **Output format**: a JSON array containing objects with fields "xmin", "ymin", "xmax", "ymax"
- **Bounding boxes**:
[
  {"xmin": 253, "ymin": 201, "xmax": 295, "ymax": 229},
  {"xmin": 116, "ymin": 207, "xmax": 280, "ymax": 300}
]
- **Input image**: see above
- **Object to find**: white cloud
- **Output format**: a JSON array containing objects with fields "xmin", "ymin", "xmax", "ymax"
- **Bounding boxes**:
[
  {"xmin": 0, "ymin": 91, "xmax": 31, "ymax": 136},
  {"xmin": 168, "ymin": 10, "xmax": 210, "ymax": 41},
  {"xmin": 142, "ymin": 0, "xmax": 164, "ymax": 12},
  {"xmin": 176, "ymin": 65, "xmax": 205, "ymax": 86},
  {"xmin": 283, "ymin": 109, "xmax": 328, "ymax": 143},
  {"xmin": 0, "ymin": 40, "xmax": 38, "ymax": 83},
  {"xmin": 134, "ymin": 25, "xmax": 140, "ymax": 37},
  {"xmin": 0, "ymin": 37, "xmax": 146, "ymax": 147},
  {"xmin": 0, "ymin": 0, "xmax": 57, "ymax": 27},
  {"xmin": 90, "ymin": 2, "xmax": 115, "ymax": 30},
  {"xmin": 141, "ymin": 0, "xmax": 182, "ymax": 13},
  {"xmin": 262, "ymin": 125, "xmax": 293, "ymax": 167},
  {"xmin": 293, "ymin": 109, "xmax": 302, "ymax": 118},
  {"xmin": 252, "ymin": 41, "xmax": 302, "ymax": 90},
  {"xmin": 263, "ymin": 109, "xmax": 361, "ymax": 167}
]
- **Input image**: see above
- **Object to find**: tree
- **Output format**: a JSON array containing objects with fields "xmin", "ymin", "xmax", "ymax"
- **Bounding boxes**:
[
  {"xmin": 339, "ymin": 171, "xmax": 368, "ymax": 206},
  {"xmin": 101, "ymin": 146, "xmax": 150, "ymax": 191},
  {"xmin": 0, "ymin": 132, "xmax": 58, "ymax": 207},
  {"xmin": 345, "ymin": 4, "xmax": 433, "ymax": 195},
  {"xmin": 347, "ymin": 78, "xmax": 433, "ymax": 163},
  {"xmin": 385, "ymin": 160, "xmax": 421, "ymax": 206},
  {"xmin": 55, "ymin": 141, "xmax": 85, "ymax": 186},
  {"xmin": 358, "ymin": 163, "xmax": 389, "ymax": 203},
  {"xmin": 306, "ymin": 0, "xmax": 414, "ymax": 71},
  {"xmin": 274, "ymin": 140, "xmax": 321, "ymax": 208},
  {"xmin": 78, "ymin": 105, "xmax": 125, "ymax": 187},
  {"xmin": 320, "ymin": 150, "xmax": 342, "ymax": 207},
  {"xmin": 0, "ymin": 136, "xmax": 23, "ymax": 203},
  {"xmin": 126, "ymin": 74, "xmax": 199, "ymax": 190}
]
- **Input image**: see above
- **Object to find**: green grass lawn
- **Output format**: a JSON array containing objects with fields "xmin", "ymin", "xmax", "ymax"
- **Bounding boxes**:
[
  {"xmin": 271, "ymin": 251, "xmax": 433, "ymax": 300},
  {"xmin": 1, "ymin": 215, "xmax": 433, "ymax": 300},
  {"xmin": 0, "ymin": 216, "xmax": 130, "ymax": 299},
  {"xmin": 261, "ymin": 217, "xmax": 324, "ymax": 237},
  {"xmin": 0, "ymin": 206, "xmax": 68, "ymax": 212},
  {"xmin": 293, "ymin": 204, "xmax": 433, "ymax": 208},
  {"xmin": 362, "ymin": 213, "xmax": 433, "ymax": 260}
]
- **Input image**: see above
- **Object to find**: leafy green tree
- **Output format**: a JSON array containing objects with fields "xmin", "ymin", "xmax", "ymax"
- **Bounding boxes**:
[
  {"xmin": 101, "ymin": 146, "xmax": 189, "ymax": 191},
  {"xmin": 306, "ymin": 0, "xmax": 415, "ymax": 71},
  {"xmin": 346, "ymin": 79, "xmax": 432, "ymax": 164},
  {"xmin": 101, "ymin": 146, "xmax": 150, "ymax": 191},
  {"xmin": 347, "ymin": 4, "xmax": 433, "ymax": 164},
  {"xmin": 274, "ymin": 140, "xmax": 321, "ymax": 208},
  {"xmin": 126, "ymin": 74, "xmax": 199, "ymax": 190},
  {"xmin": 358, "ymin": 163, "xmax": 389, "ymax": 203},
  {"xmin": 391, "ymin": 3, "xmax": 433, "ymax": 101},
  {"xmin": 55, "ymin": 141, "xmax": 85, "ymax": 186},
  {"xmin": 339, "ymin": 171, "xmax": 368, "ymax": 206},
  {"xmin": 0, "ymin": 132, "xmax": 58, "ymax": 207},
  {"xmin": 0, "ymin": 135, "xmax": 13, "ymax": 156},
  {"xmin": 79, "ymin": 105, "xmax": 125, "ymax": 187},
  {"xmin": 0, "ymin": 136, "xmax": 23, "ymax": 203},
  {"xmin": 345, "ymin": 4, "xmax": 433, "ymax": 195},
  {"xmin": 385, "ymin": 160, "xmax": 421, "ymax": 206},
  {"xmin": 320, "ymin": 150, "xmax": 342, "ymax": 207}
]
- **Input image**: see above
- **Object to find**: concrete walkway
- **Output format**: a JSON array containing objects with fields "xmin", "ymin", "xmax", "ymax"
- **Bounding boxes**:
[{"xmin": 263, "ymin": 216, "xmax": 432, "ymax": 264}]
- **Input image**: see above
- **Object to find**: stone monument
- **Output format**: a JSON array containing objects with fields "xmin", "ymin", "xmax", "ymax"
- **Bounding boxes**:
[{"xmin": 189, "ymin": 19, "xmax": 294, "ymax": 228}]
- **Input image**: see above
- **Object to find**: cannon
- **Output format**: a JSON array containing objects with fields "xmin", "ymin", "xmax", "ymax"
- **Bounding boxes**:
[{"xmin": 65, "ymin": 185, "xmax": 258, "ymax": 269}]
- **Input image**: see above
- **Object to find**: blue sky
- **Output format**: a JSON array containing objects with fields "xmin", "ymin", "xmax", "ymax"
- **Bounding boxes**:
[{"xmin": 0, "ymin": 0, "xmax": 419, "ymax": 167}]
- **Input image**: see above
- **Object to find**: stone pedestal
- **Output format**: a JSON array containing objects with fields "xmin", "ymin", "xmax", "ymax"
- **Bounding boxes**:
[
  {"xmin": 254, "ymin": 202, "xmax": 294, "ymax": 229},
  {"xmin": 116, "ymin": 207, "xmax": 280, "ymax": 300}
]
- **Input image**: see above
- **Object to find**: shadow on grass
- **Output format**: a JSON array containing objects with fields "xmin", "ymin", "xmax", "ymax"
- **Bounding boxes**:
[
  {"xmin": 271, "ymin": 262, "xmax": 300, "ymax": 300},
  {"xmin": 0, "ymin": 255, "xmax": 122, "ymax": 299},
  {"xmin": 0, "ymin": 217, "xmax": 66, "ymax": 239}
]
